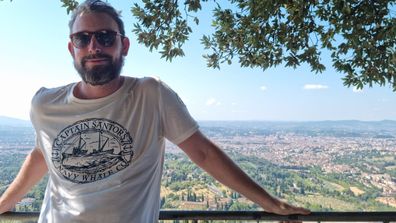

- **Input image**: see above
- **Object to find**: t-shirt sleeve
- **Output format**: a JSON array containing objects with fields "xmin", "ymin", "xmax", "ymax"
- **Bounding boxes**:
[
  {"xmin": 158, "ymin": 80, "xmax": 199, "ymax": 145},
  {"xmin": 30, "ymin": 87, "xmax": 45, "ymax": 151}
]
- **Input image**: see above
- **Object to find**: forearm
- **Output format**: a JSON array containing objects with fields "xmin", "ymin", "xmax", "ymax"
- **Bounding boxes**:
[
  {"xmin": 179, "ymin": 131, "xmax": 310, "ymax": 215},
  {"xmin": 0, "ymin": 148, "xmax": 48, "ymax": 213},
  {"xmin": 179, "ymin": 131, "xmax": 276, "ymax": 210},
  {"xmin": 199, "ymin": 145, "xmax": 276, "ymax": 208}
]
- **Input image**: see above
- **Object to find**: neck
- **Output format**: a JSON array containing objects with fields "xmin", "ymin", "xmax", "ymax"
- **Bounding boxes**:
[{"xmin": 74, "ymin": 76, "xmax": 124, "ymax": 99}]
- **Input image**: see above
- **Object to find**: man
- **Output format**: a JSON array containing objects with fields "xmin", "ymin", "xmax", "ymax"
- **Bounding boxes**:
[{"xmin": 0, "ymin": 0, "xmax": 310, "ymax": 222}]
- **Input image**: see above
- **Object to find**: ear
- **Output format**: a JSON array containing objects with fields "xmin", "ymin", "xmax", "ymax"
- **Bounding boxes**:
[
  {"xmin": 121, "ymin": 37, "xmax": 130, "ymax": 56},
  {"xmin": 68, "ymin": 42, "xmax": 75, "ymax": 57}
]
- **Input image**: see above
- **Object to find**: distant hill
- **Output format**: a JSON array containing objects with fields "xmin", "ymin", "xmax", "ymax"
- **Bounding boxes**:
[
  {"xmin": 0, "ymin": 116, "xmax": 31, "ymax": 127},
  {"xmin": 199, "ymin": 120, "xmax": 396, "ymax": 129},
  {"xmin": 1, "ymin": 117, "xmax": 395, "ymax": 134},
  {"xmin": 199, "ymin": 120, "xmax": 396, "ymax": 137}
]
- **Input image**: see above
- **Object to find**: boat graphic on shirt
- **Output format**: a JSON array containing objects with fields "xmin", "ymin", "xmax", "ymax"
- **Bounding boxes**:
[
  {"xmin": 62, "ymin": 132, "xmax": 122, "ymax": 172},
  {"xmin": 52, "ymin": 118, "xmax": 134, "ymax": 184}
]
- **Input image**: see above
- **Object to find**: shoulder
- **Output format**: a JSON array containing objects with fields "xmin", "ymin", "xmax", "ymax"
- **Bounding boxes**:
[
  {"xmin": 31, "ymin": 83, "xmax": 74, "ymax": 106},
  {"xmin": 130, "ymin": 76, "xmax": 169, "ymax": 95},
  {"xmin": 126, "ymin": 76, "xmax": 180, "ymax": 104},
  {"xmin": 135, "ymin": 76, "xmax": 162, "ymax": 89}
]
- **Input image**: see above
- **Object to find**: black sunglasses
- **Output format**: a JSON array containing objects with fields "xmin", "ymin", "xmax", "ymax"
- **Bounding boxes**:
[{"xmin": 70, "ymin": 30, "xmax": 124, "ymax": 49}]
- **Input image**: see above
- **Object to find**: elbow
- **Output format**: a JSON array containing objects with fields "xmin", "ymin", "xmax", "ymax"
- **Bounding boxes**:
[
  {"xmin": 179, "ymin": 131, "xmax": 219, "ymax": 168},
  {"xmin": 190, "ymin": 149, "xmax": 209, "ymax": 167}
]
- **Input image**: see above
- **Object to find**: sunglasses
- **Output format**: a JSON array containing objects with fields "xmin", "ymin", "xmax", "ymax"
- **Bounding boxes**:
[{"xmin": 69, "ymin": 30, "xmax": 124, "ymax": 49}]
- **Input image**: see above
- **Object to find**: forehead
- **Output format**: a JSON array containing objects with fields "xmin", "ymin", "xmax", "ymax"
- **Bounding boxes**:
[{"xmin": 71, "ymin": 12, "xmax": 119, "ymax": 33}]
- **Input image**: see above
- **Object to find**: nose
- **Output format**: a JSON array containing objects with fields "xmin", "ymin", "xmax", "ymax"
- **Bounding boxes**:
[{"xmin": 87, "ymin": 34, "xmax": 102, "ymax": 54}]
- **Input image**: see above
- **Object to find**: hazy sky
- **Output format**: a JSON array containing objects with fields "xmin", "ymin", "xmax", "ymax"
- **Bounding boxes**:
[{"xmin": 1, "ymin": 1, "xmax": 396, "ymax": 121}]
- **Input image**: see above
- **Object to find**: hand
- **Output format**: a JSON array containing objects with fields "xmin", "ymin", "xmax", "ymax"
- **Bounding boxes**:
[
  {"xmin": 265, "ymin": 198, "xmax": 310, "ymax": 223},
  {"xmin": 269, "ymin": 198, "xmax": 310, "ymax": 215},
  {"xmin": 0, "ymin": 202, "xmax": 14, "ymax": 215}
]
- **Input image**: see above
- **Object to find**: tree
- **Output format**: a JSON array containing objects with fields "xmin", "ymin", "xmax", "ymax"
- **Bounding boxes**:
[{"xmin": 6, "ymin": 0, "xmax": 395, "ymax": 90}]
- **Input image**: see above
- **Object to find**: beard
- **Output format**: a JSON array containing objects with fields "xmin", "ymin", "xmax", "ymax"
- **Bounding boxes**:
[{"xmin": 74, "ymin": 52, "xmax": 124, "ymax": 86}]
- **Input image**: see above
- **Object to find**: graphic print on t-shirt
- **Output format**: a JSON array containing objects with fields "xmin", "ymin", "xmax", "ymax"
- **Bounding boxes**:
[{"xmin": 52, "ymin": 118, "xmax": 134, "ymax": 184}]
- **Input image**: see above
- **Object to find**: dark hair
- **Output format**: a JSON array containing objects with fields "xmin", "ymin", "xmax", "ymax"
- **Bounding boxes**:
[{"xmin": 68, "ymin": 0, "xmax": 125, "ymax": 36}]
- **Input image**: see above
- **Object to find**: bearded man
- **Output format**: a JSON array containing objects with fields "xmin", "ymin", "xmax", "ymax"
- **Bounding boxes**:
[{"xmin": 0, "ymin": 1, "xmax": 310, "ymax": 222}]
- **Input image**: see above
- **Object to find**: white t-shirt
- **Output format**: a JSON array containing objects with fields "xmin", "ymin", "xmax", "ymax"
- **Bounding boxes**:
[{"xmin": 30, "ymin": 76, "xmax": 199, "ymax": 223}]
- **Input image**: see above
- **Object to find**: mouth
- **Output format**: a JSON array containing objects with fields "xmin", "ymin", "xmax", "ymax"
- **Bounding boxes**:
[{"xmin": 85, "ymin": 58, "xmax": 110, "ymax": 64}]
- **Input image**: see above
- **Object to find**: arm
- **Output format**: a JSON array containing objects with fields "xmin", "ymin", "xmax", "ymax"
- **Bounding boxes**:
[
  {"xmin": 0, "ymin": 147, "xmax": 48, "ymax": 214},
  {"xmin": 178, "ymin": 130, "xmax": 310, "ymax": 215}
]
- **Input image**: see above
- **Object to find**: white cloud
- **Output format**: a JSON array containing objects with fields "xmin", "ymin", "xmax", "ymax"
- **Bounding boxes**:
[
  {"xmin": 206, "ymin": 98, "xmax": 216, "ymax": 106},
  {"xmin": 352, "ymin": 87, "xmax": 363, "ymax": 93},
  {"xmin": 260, "ymin": 86, "xmax": 267, "ymax": 91},
  {"xmin": 303, "ymin": 84, "xmax": 329, "ymax": 90},
  {"xmin": 206, "ymin": 98, "xmax": 221, "ymax": 106}
]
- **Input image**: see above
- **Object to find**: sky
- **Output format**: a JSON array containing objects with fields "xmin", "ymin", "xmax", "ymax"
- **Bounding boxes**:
[{"xmin": 0, "ymin": 1, "xmax": 395, "ymax": 121}]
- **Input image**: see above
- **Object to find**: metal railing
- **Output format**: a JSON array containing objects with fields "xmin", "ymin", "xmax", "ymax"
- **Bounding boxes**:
[{"xmin": 0, "ymin": 211, "xmax": 395, "ymax": 222}]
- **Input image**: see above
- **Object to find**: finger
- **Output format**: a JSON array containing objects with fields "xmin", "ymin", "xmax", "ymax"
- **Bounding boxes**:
[
  {"xmin": 279, "ymin": 221, "xmax": 303, "ymax": 223},
  {"xmin": 282, "ymin": 202, "xmax": 311, "ymax": 215},
  {"xmin": 292, "ymin": 206, "xmax": 311, "ymax": 215}
]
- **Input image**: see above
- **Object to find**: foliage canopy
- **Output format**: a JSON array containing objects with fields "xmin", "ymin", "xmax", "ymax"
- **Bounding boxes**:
[{"xmin": 5, "ymin": 0, "xmax": 396, "ymax": 90}]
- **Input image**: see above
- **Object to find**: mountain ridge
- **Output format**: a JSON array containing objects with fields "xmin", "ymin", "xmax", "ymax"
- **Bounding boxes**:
[
  {"xmin": 0, "ymin": 116, "xmax": 31, "ymax": 127},
  {"xmin": 1, "ymin": 115, "xmax": 395, "ymax": 129}
]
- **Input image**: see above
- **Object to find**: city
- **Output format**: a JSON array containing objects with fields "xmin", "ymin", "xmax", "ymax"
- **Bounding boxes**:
[{"xmin": 0, "ymin": 119, "xmax": 395, "ymax": 214}]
